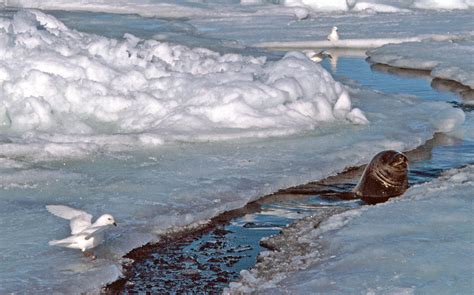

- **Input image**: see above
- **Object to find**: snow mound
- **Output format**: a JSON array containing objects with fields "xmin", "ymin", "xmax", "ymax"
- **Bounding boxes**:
[
  {"xmin": 367, "ymin": 39, "xmax": 474, "ymax": 89},
  {"xmin": 0, "ymin": 10, "xmax": 366, "ymax": 160}
]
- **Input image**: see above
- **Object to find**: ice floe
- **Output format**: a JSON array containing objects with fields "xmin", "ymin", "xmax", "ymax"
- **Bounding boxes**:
[
  {"xmin": 367, "ymin": 39, "xmax": 474, "ymax": 89},
  {"xmin": 257, "ymin": 34, "xmax": 462, "ymax": 49}
]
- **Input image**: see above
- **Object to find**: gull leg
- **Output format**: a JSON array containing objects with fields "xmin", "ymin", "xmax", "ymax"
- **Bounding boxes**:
[{"xmin": 83, "ymin": 251, "xmax": 96, "ymax": 259}]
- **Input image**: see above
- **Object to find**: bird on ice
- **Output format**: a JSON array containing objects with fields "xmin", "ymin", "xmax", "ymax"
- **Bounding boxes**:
[
  {"xmin": 307, "ymin": 50, "xmax": 333, "ymax": 62},
  {"xmin": 327, "ymin": 26, "xmax": 339, "ymax": 42},
  {"xmin": 46, "ymin": 205, "xmax": 117, "ymax": 257}
]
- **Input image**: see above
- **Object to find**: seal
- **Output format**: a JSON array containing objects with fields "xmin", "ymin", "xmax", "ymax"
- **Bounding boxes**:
[{"xmin": 353, "ymin": 150, "xmax": 408, "ymax": 204}]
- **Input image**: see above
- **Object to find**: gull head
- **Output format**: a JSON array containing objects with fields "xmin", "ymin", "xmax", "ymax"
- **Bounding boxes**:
[
  {"xmin": 332, "ymin": 26, "xmax": 338, "ymax": 32},
  {"xmin": 309, "ymin": 50, "xmax": 333, "ymax": 62},
  {"xmin": 96, "ymin": 214, "xmax": 117, "ymax": 227}
]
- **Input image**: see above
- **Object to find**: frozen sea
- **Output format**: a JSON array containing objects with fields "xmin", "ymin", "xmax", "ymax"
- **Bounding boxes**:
[{"xmin": 0, "ymin": 1, "xmax": 473, "ymax": 293}]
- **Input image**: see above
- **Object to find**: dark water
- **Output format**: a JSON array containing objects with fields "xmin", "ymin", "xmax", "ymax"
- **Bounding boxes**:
[{"xmin": 109, "ymin": 55, "xmax": 473, "ymax": 293}]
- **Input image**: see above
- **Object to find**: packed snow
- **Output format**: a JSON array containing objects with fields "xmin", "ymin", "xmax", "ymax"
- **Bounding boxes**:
[
  {"xmin": 367, "ymin": 39, "xmax": 474, "ymax": 89},
  {"xmin": 229, "ymin": 165, "xmax": 474, "ymax": 294},
  {"xmin": 0, "ymin": 3, "xmax": 471, "ymax": 294}
]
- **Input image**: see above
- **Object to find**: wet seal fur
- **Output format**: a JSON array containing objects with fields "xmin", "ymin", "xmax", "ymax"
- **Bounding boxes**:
[{"xmin": 354, "ymin": 150, "xmax": 408, "ymax": 204}]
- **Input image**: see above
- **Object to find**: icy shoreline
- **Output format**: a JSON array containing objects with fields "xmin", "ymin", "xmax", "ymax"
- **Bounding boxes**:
[{"xmin": 229, "ymin": 165, "xmax": 474, "ymax": 294}]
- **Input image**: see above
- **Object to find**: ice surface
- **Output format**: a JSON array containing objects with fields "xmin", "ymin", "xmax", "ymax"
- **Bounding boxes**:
[
  {"xmin": 283, "ymin": 0, "xmax": 474, "ymax": 11},
  {"xmin": 229, "ymin": 165, "xmax": 474, "ymax": 294},
  {"xmin": 185, "ymin": 8, "xmax": 473, "ymax": 50},
  {"xmin": 257, "ymin": 35, "xmax": 461, "ymax": 49},
  {"xmin": 0, "ymin": 6, "xmax": 471, "ymax": 294},
  {"xmin": 367, "ymin": 39, "xmax": 474, "ymax": 89},
  {"xmin": 5, "ymin": 0, "xmax": 215, "ymax": 18},
  {"xmin": 0, "ymin": 75, "xmax": 464, "ymax": 292},
  {"xmin": 6, "ymin": 2, "xmax": 473, "ymax": 53}
]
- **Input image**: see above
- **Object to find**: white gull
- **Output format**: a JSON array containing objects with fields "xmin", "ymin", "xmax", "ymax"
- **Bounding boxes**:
[
  {"xmin": 327, "ymin": 26, "xmax": 339, "ymax": 42},
  {"xmin": 47, "ymin": 205, "xmax": 117, "ymax": 256}
]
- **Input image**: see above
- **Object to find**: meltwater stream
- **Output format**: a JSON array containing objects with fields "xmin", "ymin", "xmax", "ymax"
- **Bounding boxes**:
[{"xmin": 107, "ymin": 55, "xmax": 474, "ymax": 293}]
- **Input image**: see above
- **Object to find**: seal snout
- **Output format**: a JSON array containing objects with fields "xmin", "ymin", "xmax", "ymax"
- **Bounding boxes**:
[{"xmin": 390, "ymin": 152, "xmax": 408, "ymax": 169}]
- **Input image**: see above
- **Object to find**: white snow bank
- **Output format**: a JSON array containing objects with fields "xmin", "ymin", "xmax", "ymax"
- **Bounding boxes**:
[
  {"xmin": 5, "ymin": 0, "xmax": 474, "ymax": 18},
  {"xmin": 367, "ymin": 39, "xmax": 474, "ymax": 88},
  {"xmin": 4, "ymin": 0, "xmax": 214, "ymax": 18},
  {"xmin": 283, "ymin": 0, "xmax": 349, "ymax": 12},
  {"xmin": 230, "ymin": 165, "xmax": 474, "ymax": 294},
  {"xmin": 282, "ymin": 0, "xmax": 474, "ymax": 11},
  {"xmin": 412, "ymin": 0, "xmax": 474, "ymax": 10},
  {"xmin": 0, "ymin": 10, "xmax": 367, "ymax": 160}
]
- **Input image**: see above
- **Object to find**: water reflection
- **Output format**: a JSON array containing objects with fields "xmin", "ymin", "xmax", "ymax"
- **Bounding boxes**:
[
  {"xmin": 303, "ymin": 48, "xmax": 367, "ymax": 71},
  {"xmin": 293, "ymin": 48, "xmax": 473, "ymax": 104},
  {"xmin": 370, "ymin": 63, "xmax": 432, "ymax": 80},
  {"xmin": 432, "ymin": 78, "xmax": 474, "ymax": 100},
  {"xmin": 321, "ymin": 48, "xmax": 367, "ymax": 71}
]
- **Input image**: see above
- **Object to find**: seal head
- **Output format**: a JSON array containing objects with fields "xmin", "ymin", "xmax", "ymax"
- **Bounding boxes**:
[{"xmin": 353, "ymin": 150, "xmax": 408, "ymax": 204}]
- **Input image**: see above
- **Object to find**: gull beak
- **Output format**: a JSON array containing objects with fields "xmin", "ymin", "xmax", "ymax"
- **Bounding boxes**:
[{"xmin": 113, "ymin": 222, "xmax": 117, "ymax": 226}]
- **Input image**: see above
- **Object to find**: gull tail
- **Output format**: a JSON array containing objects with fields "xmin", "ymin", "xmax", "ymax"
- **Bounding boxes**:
[
  {"xmin": 49, "ymin": 240, "xmax": 70, "ymax": 247},
  {"xmin": 48, "ymin": 236, "xmax": 76, "ymax": 247}
]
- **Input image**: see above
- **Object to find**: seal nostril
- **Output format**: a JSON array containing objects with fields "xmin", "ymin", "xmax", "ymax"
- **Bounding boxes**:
[{"xmin": 392, "ymin": 153, "xmax": 407, "ymax": 167}]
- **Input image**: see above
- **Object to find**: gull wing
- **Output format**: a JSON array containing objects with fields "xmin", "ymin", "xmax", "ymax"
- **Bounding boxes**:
[{"xmin": 46, "ymin": 205, "xmax": 93, "ymax": 235}]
